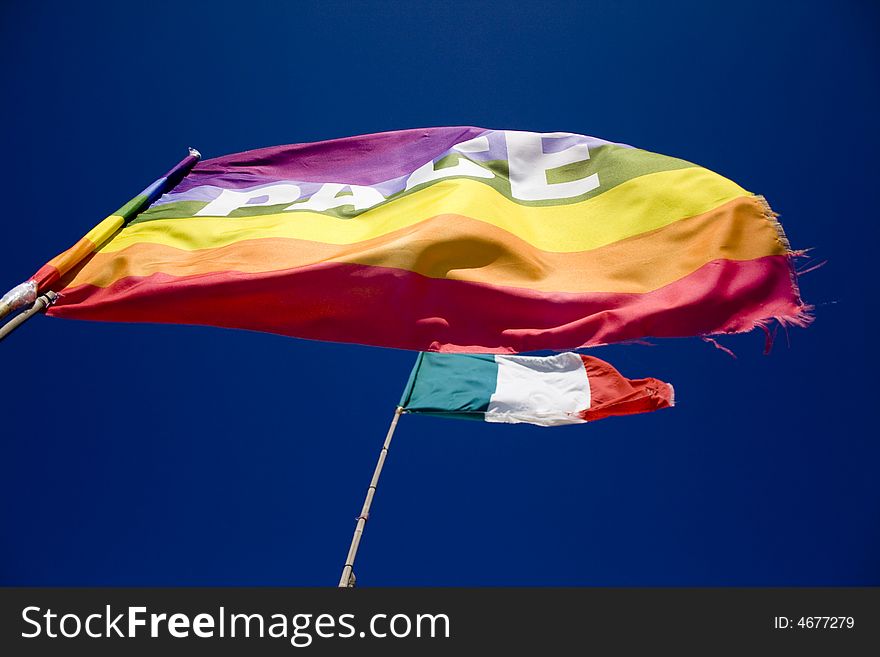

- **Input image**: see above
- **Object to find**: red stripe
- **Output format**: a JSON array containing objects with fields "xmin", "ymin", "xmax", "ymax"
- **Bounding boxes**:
[
  {"xmin": 32, "ymin": 264, "xmax": 61, "ymax": 290},
  {"xmin": 580, "ymin": 355, "xmax": 674, "ymax": 421},
  {"xmin": 46, "ymin": 256, "xmax": 805, "ymax": 353}
]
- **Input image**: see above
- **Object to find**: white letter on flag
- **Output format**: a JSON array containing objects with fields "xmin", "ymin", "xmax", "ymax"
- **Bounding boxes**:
[
  {"xmin": 506, "ymin": 131, "xmax": 599, "ymax": 201},
  {"xmin": 196, "ymin": 183, "xmax": 302, "ymax": 217}
]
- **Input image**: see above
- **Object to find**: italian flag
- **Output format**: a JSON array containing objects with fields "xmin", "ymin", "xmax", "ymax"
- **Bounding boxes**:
[{"xmin": 400, "ymin": 352, "xmax": 674, "ymax": 427}]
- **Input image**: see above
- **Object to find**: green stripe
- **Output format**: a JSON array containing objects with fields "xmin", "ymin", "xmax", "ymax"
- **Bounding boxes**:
[
  {"xmin": 113, "ymin": 193, "xmax": 150, "ymax": 219},
  {"xmin": 129, "ymin": 144, "xmax": 697, "ymax": 225},
  {"xmin": 401, "ymin": 353, "xmax": 499, "ymax": 419}
]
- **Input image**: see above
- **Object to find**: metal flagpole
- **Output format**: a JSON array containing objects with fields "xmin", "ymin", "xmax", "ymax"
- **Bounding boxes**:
[{"xmin": 338, "ymin": 406, "xmax": 404, "ymax": 588}]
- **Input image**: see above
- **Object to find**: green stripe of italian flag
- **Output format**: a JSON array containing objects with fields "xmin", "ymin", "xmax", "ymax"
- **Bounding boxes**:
[{"xmin": 400, "ymin": 352, "xmax": 674, "ymax": 427}]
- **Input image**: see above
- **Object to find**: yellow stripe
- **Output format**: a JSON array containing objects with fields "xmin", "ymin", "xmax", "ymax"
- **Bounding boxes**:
[
  {"xmin": 99, "ymin": 168, "xmax": 748, "ymax": 255},
  {"xmin": 62, "ymin": 198, "xmax": 783, "ymax": 294},
  {"xmin": 46, "ymin": 214, "xmax": 126, "ymax": 275},
  {"xmin": 84, "ymin": 214, "xmax": 125, "ymax": 245}
]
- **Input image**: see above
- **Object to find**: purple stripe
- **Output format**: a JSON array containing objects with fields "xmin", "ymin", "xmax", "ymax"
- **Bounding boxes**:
[
  {"xmin": 162, "ymin": 151, "xmax": 200, "ymax": 186},
  {"xmin": 175, "ymin": 126, "xmax": 488, "ymax": 192},
  {"xmin": 164, "ymin": 128, "xmax": 632, "ymax": 204}
]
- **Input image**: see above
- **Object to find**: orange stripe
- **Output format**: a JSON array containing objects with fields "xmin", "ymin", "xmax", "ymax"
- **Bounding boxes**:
[
  {"xmin": 46, "ymin": 236, "xmax": 97, "ymax": 273},
  {"xmin": 58, "ymin": 196, "xmax": 784, "ymax": 295}
]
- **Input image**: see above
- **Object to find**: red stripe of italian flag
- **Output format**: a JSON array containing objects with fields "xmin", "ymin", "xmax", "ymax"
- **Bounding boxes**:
[{"xmin": 400, "ymin": 352, "xmax": 674, "ymax": 427}]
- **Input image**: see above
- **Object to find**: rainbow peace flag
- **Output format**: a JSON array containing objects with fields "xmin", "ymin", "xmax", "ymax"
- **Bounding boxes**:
[{"xmin": 35, "ymin": 127, "xmax": 808, "ymax": 352}]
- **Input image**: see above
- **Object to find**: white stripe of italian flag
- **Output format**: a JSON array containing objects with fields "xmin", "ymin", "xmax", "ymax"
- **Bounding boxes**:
[{"xmin": 400, "ymin": 352, "xmax": 674, "ymax": 427}]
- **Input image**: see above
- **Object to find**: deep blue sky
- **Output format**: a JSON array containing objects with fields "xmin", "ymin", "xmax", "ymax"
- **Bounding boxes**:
[{"xmin": 1, "ymin": 1, "xmax": 877, "ymax": 585}]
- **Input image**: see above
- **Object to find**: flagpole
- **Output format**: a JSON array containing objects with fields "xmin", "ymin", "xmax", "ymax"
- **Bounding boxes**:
[
  {"xmin": 0, "ymin": 292, "xmax": 57, "ymax": 342},
  {"xmin": 338, "ymin": 406, "xmax": 404, "ymax": 588}
]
